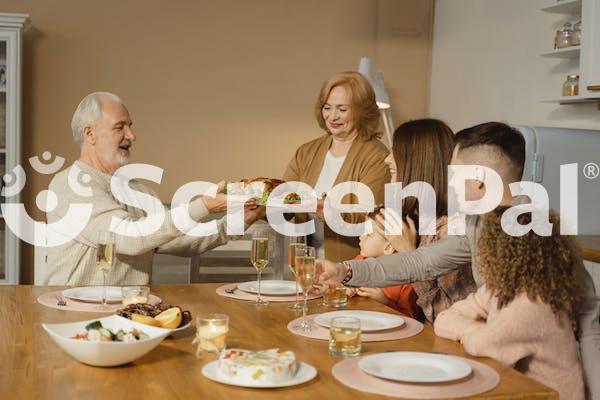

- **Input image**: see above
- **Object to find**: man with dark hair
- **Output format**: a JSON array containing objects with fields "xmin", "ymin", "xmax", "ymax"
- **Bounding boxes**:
[
  {"xmin": 454, "ymin": 121, "xmax": 526, "ymax": 179},
  {"xmin": 317, "ymin": 121, "xmax": 600, "ymax": 398}
]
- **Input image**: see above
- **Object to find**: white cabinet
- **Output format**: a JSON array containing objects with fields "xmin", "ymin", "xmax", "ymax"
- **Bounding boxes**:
[
  {"xmin": 580, "ymin": 0, "xmax": 600, "ymax": 96},
  {"xmin": 0, "ymin": 13, "xmax": 28, "ymax": 284},
  {"xmin": 540, "ymin": 0, "xmax": 600, "ymax": 104}
]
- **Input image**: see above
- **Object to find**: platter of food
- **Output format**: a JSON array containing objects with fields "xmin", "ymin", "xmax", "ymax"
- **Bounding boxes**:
[
  {"xmin": 116, "ymin": 302, "xmax": 192, "ymax": 330},
  {"xmin": 225, "ymin": 177, "xmax": 302, "ymax": 207}
]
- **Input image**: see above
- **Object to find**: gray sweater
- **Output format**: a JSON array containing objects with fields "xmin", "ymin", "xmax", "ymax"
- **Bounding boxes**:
[{"xmin": 345, "ymin": 215, "xmax": 600, "ymax": 399}]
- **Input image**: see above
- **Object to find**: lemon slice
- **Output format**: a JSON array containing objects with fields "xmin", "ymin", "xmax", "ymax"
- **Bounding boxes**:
[
  {"xmin": 131, "ymin": 313, "xmax": 161, "ymax": 327},
  {"xmin": 154, "ymin": 307, "xmax": 182, "ymax": 329}
]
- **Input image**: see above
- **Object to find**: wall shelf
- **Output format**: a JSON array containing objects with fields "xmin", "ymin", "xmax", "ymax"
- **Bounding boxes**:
[
  {"xmin": 540, "ymin": 46, "xmax": 580, "ymax": 58},
  {"xmin": 541, "ymin": 0, "xmax": 582, "ymax": 14},
  {"xmin": 541, "ymin": 95, "xmax": 600, "ymax": 103},
  {"xmin": 539, "ymin": 0, "xmax": 600, "ymax": 106}
]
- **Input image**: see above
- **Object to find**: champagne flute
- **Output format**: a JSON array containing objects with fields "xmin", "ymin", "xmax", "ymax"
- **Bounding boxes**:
[
  {"xmin": 287, "ymin": 236, "xmax": 306, "ymax": 311},
  {"xmin": 294, "ymin": 245, "xmax": 316, "ymax": 332},
  {"xmin": 249, "ymin": 230, "xmax": 269, "ymax": 306},
  {"xmin": 95, "ymin": 231, "xmax": 115, "ymax": 310}
]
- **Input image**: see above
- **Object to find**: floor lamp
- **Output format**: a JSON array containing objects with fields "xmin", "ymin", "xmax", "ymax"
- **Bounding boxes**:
[{"xmin": 357, "ymin": 57, "xmax": 394, "ymax": 148}]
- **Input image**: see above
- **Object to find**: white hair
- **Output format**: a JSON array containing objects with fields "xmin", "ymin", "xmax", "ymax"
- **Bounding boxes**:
[{"xmin": 71, "ymin": 91, "xmax": 122, "ymax": 148}]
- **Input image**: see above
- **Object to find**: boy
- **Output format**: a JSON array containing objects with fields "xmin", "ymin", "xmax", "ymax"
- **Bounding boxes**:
[{"xmin": 349, "ymin": 209, "xmax": 420, "ymax": 319}]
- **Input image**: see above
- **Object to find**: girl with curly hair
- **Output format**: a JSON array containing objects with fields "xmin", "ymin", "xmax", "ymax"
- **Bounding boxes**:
[{"xmin": 434, "ymin": 207, "xmax": 585, "ymax": 400}]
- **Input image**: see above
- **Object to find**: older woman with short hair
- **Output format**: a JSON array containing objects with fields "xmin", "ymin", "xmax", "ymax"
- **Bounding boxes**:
[{"xmin": 283, "ymin": 71, "xmax": 390, "ymax": 261}]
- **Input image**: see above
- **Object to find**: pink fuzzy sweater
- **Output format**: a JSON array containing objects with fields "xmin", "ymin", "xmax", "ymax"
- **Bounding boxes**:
[{"xmin": 434, "ymin": 286, "xmax": 585, "ymax": 400}]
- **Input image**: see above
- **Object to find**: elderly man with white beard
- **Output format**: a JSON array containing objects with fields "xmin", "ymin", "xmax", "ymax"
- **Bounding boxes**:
[{"xmin": 44, "ymin": 92, "xmax": 260, "ymax": 285}]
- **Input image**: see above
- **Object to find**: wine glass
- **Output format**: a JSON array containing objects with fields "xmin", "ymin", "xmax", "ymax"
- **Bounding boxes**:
[
  {"xmin": 95, "ymin": 231, "xmax": 115, "ymax": 310},
  {"xmin": 294, "ymin": 245, "xmax": 316, "ymax": 332},
  {"xmin": 287, "ymin": 236, "xmax": 306, "ymax": 311},
  {"xmin": 249, "ymin": 230, "xmax": 269, "ymax": 306}
]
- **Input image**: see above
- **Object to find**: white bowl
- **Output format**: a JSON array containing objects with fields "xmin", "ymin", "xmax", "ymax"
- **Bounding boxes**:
[{"xmin": 42, "ymin": 315, "xmax": 172, "ymax": 367}]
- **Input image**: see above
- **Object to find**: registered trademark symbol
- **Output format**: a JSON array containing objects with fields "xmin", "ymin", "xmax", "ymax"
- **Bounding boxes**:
[{"xmin": 583, "ymin": 162, "xmax": 599, "ymax": 179}]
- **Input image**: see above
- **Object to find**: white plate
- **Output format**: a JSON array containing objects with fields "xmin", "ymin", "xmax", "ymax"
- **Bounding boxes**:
[
  {"xmin": 202, "ymin": 360, "xmax": 317, "ymax": 388},
  {"xmin": 358, "ymin": 352, "xmax": 473, "ymax": 383},
  {"xmin": 62, "ymin": 286, "xmax": 123, "ymax": 304},
  {"xmin": 237, "ymin": 280, "xmax": 301, "ymax": 296},
  {"xmin": 314, "ymin": 310, "xmax": 405, "ymax": 332},
  {"xmin": 42, "ymin": 315, "xmax": 171, "ymax": 367}
]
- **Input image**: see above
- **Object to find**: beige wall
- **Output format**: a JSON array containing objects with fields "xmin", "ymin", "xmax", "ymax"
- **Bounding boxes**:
[
  {"xmin": 0, "ymin": 0, "xmax": 433, "ymax": 283},
  {"xmin": 430, "ymin": 0, "xmax": 600, "ymax": 132}
]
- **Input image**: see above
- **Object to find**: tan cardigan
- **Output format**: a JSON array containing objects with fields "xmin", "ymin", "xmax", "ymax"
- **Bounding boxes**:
[{"xmin": 283, "ymin": 134, "xmax": 390, "ymax": 262}]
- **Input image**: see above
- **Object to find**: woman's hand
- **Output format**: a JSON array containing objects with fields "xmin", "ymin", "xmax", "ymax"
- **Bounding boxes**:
[
  {"xmin": 198, "ymin": 180, "xmax": 228, "ymax": 213},
  {"xmin": 243, "ymin": 204, "xmax": 265, "ymax": 227},
  {"xmin": 308, "ymin": 285, "xmax": 322, "ymax": 295},
  {"xmin": 244, "ymin": 198, "xmax": 260, "ymax": 210},
  {"xmin": 374, "ymin": 209, "xmax": 417, "ymax": 253},
  {"xmin": 316, "ymin": 258, "xmax": 346, "ymax": 284},
  {"xmin": 315, "ymin": 193, "xmax": 327, "ymax": 220},
  {"xmin": 356, "ymin": 287, "xmax": 388, "ymax": 305},
  {"xmin": 346, "ymin": 287, "xmax": 358, "ymax": 297}
]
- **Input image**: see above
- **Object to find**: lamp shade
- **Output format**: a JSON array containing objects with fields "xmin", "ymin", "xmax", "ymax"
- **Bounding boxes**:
[{"xmin": 357, "ymin": 57, "xmax": 391, "ymax": 109}]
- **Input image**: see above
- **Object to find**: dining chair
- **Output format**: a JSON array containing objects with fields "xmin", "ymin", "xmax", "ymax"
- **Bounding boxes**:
[{"xmin": 189, "ymin": 220, "xmax": 286, "ymax": 283}]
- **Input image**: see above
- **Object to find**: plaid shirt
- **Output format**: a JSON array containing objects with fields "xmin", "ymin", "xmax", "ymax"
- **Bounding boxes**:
[{"xmin": 411, "ymin": 217, "xmax": 477, "ymax": 324}]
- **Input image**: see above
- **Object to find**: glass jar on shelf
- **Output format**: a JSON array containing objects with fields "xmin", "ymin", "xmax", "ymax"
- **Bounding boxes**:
[
  {"xmin": 562, "ymin": 74, "xmax": 579, "ymax": 97},
  {"xmin": 570, "ymin": 21, "xmax": 581, "ymax": 46},
  {"xmin": 554, "ymin": 22, "xmax": 573, "ymax": 49}
]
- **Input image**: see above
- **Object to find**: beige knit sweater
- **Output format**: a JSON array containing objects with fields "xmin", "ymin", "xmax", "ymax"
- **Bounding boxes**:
[
  {"xmin": 44, "ymin": 161, "xmax": 231, "ymax": 285},
  {"xmin": 434, "ymin": 285, "xmax": 585, "ymax": 400}
]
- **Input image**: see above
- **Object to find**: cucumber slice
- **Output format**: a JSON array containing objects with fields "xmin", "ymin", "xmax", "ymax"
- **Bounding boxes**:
[
  {"xmin": 85, "ymin": 321, "xmax": 103, "ymax": 331},
  {"xmin": 115, "ymin": 330, "xmax": 126, "ymax": 342},
  {"xmin": 87, "ymin": 329, "xmax": 102, "ymax": 341},
  {"xmin": 98, "ymin": 327, "xmax": 113, "ymax": 339}
]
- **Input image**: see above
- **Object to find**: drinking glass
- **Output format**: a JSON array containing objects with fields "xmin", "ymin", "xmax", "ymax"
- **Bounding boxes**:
[
  {"xmin": 323, "ymin": 283, "xmax": 348, "ymax": 308},
  {"xmin": 193, "ymin": 313, "xmax": 229, "ymax": 357},
  {"xmin": 249, "ymin": 230, "xmax": 269, "ymax": 306},
  {"xmin": 294, "ymin": 245, "xmax": 316, "ymax": 332},
  {"xmin": 287, "ymin": 236, "xmax": 306, "ymax": 310},
  {"xmin": 328, "ymin": 316, "xmax": 361, "ymax": 357},
  {"xmin": 95, "ymin": 231, "xmax": 115, "ymax": 310}
]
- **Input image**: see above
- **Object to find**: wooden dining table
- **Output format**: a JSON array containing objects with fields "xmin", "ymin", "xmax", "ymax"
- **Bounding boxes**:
[{"xmin": 0, "ymin": 284, "xmax": 557, "ymax": 399}]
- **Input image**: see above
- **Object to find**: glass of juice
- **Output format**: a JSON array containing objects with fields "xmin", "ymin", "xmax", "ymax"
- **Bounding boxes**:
[{"xmin": 329, "ymin": 316, "xmax": 361, "ymax": 357}]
